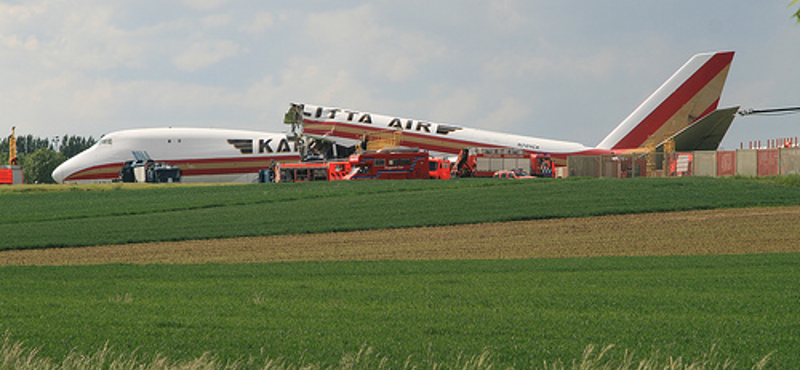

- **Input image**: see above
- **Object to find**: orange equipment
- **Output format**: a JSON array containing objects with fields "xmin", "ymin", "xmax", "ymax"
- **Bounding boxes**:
[
  {"xmin": 454, "ymin": 148, "xmax": 554, "ymax": 178},
  {"xmin": 345, "ymin": 149, "xmax": 450, "ymax": 180},
  {"xmin": 277, "ymin": 161, "xmax": 352, "ymax": 183}
]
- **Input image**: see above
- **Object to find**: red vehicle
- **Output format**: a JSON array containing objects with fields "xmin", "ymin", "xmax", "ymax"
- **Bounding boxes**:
[
  {"xmin": 277, "ymin": 161, "xmax": 352, "ymax": 182},
  {"xmin": 345, "ymin": 149, "xmax": 451, "ymax": 180},
  {"xmin": 428, "ymin": 157, "xmax": 451, "ymax": 180},
  {"xmin": 492, "ymin": 169, "xmax": 534, "ymax": 179},
  {"xmin": 0, "ymin": 166, "xmax": 24, "ymax": 184},
  {"xmin": 530, "ymin": 153, "xmax": 555, "ymax": 178},
  {"xmin": 454, "ymin": 148, "xmax": 554, "ymax": 178}
]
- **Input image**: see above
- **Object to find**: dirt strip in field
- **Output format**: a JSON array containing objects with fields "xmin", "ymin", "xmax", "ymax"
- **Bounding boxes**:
[{"xmin": 2, "ymin": 206, "xmax": 800, "ymax": 266}]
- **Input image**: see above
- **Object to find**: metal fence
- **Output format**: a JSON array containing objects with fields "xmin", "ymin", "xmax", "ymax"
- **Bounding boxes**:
[{"xmin": 567, "ymin": 148, "xmax": 800, "ymax": 178}]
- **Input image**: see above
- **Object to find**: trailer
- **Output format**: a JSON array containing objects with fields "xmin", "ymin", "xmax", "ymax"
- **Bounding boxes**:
[
  {"xmin": 276, "ymin": 161, "xmax": 352, "ymax": 183},
  {"xmin": 453, "ymin": 147, "xmax": 554, "ymax": 178},
  {"xmin": 0, "ymin": 166, "xmax": 23, "ymax": 185}
]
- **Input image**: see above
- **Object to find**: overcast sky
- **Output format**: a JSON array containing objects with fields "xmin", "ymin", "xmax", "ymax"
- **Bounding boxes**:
[{"xmin": 2, "ymin": 1, "xmax": 799, "ymax": 150}]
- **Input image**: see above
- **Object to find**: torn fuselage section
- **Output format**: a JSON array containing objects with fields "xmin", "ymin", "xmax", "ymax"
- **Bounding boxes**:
[{"xmin": 118, "ymin": 151, "xmax": 182, "ymax": 183}]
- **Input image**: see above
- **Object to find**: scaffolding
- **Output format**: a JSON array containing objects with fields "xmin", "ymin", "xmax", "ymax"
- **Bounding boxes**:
[{"xmin": 359, "ymin": 130, "xmax": 404, "ymax": 152}]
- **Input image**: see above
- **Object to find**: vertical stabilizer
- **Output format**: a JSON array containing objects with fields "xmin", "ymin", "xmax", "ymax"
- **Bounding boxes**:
[{"xmin": 596, "ymin": 51, "xmax": 734, "ymax": 150}]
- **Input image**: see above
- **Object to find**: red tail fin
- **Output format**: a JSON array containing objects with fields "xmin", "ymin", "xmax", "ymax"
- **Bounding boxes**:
[{"xmin": 596, "ymin": 51, "xmax": 734, "ymax": 150}]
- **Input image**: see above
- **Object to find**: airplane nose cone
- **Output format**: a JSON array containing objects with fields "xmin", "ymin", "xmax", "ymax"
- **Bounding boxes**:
[{"xmin": 52, "ymin": 161, "xmax": 70, "ymax": 183}]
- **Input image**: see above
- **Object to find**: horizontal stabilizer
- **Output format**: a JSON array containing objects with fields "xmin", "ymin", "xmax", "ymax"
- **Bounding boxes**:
[{"xmin": 657, "ymin": 106, "xmax": 739, "ymax": 152}]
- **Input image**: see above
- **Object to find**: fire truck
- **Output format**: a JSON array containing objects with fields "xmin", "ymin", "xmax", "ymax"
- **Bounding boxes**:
[
  {"xmin": 453, "ymin": 147, "xmax": 554, "ymax": 178},
  {"xmin": 277, "ymin": 161, "xmax": 352, "ymax": 183},
  {"xmin": 345, "ymin": 149, "xmax": 451, "ymax": 180}
]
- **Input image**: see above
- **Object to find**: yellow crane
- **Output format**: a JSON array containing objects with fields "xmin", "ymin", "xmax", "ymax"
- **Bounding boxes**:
[{"xmin": 8, "ymin": 126, "xmax": 17, "ymax": 165}]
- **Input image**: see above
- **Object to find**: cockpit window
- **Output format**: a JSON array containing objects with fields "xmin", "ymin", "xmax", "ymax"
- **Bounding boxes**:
[{"xmin": 99, "ymin": 138, "xmax": 112, "ymax": 145}]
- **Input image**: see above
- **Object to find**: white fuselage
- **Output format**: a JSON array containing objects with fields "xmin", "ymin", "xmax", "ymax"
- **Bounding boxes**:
[
  {"xmin": 294, "ymin": 51, "xmax": 735, "ymax": 162},
  {"xmin": 298, "ymin": 104, "xmax": 597, "ymax": 159},
  {"xmin": 52, "ymin": 128, "xmax": 301, "ymax": 183}
]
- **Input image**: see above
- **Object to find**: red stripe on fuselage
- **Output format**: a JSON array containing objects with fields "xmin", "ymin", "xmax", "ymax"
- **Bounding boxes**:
[
  {"xmin": 64, "ymin": 163, "xmax": 124, "ymax": 181},
  {"xmin": 304, "ymin": 120, "xmax": 625, "ymax": 162},
  {"xmin": 63, "ymin": 155, "xmax": 301, "ymax": 181},
  {"xmin": 612, "ymin": 52, "xmax": 733, "ymax": 150}
]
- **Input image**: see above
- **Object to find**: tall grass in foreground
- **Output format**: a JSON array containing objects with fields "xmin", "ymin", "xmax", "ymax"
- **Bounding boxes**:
[
  {"xmin": 2, "ymin": 255, "xmax": 796, "ymax": 368},
  {"xmin": 0, "ymin": 338, "xmax": 771, "ymax": 370}
]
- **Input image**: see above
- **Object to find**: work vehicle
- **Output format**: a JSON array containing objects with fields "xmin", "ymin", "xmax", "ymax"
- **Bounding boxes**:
[
  {"xmin": 345, "ymin": 149, "xmax": 450, "ymax": 180},
  {"xmin": 277, "ymin": 161, "xmax": 351, "ymax": 183},
  {"xmin": 493, "ymin": 170, "xmax": 534, "ymax": 179},
  {"xmin": 454, "ymin": 148, "xmax": 554, "ymax": 178}
]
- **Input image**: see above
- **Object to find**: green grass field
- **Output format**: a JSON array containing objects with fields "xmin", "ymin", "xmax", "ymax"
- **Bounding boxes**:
[
  {"xmin": 1, "ymin": 254, "xmax": 796, "ymax": 369},
  {"xmin": 2, "ymin": 177, "xmax": 800, "ymax": 251},
  {"xmin": 1, "ymin": 177, "xmax": 799, "ymax": 369}
]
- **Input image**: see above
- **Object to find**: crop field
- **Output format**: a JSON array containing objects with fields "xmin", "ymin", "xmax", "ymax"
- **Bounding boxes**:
[
  {"xmin": 2, "ymin": 206, "xmax": 800, "ymax": 266},
  {"xmin": 2, "ymin": 177, "xmax": 800, "ymax": 251},
  {"xmin": 1, "ymin": 177, "xmax": 799, "ymax": 369},
  {"xmin": 1, "ymin": 254, "xmax": 798, "ymax": 369}
]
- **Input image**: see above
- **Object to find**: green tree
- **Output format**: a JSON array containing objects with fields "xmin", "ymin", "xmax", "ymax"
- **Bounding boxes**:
[
  {"xmin": 59, "ymin": 134, "xmax": 97, "ymax": 158},
  {"xmin": 3, "ymin": 134, "xmax": 95, "ymax": 181},
  {"xmin": 15, "ymin": 134, "xmax": 52, "ymax": 155},
  {"xmin": 20, "ymin": 148, "xmax": 67, "ymax": 184},
  {"xmin": 793, "ymin": 0, "xmax": 800, "ymax": 23},
  {"xmin": 0, "ymin": 137, "xmax": 8, "ymax": 165},
  {"xmin": 2, "ymin": 135, "xmax": 53, "ymax": 169}
]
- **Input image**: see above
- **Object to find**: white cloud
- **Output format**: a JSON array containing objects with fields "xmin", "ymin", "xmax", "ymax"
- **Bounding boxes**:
[
  {"xmin": 69, "ymin": 78, "xmax": 120, "ymax": 120},
  {"xmin": 0, "ymin": 34, "xmax": 23, "ymax": 48},
  {"xmin": 23, "ymin": 35, "xmax": 39, "ymax": 51},
  {"xmin": 425, "ymin": 86, "xmax": 482, "ymax": 124},
  {"xmin": 172, "ymin": 39, "xmax": 243, "ymax": 72},
  {"xmin": 304, "ymin": 4, "xmax": 446, "ymax": 83},
  {"xmin": 124, "ymin": 80, "xmax": 243, "ymax": 112},
  {"xmin": 485, "ymin": 50, "xmax": 621, "ymax": 82},
  {"xmin": 242, "ymin": 56, "xmax": 376, "ymax": 119},
  {"xmin": 1, "ymin": 3, "xmax": 152, "ymax": 71},
  {"xmin": 476, "ymin": 97, "xmax": 532, "ymax": 132},
  {"xmin": 488, "ymin": 0, "xmax": 529, "ymax": 30},
  {"xmin": 176, "ymin": 0, "xmax": 234, "ymax": 11},
  {"xmin": 0, "ymin": 3, "xmax": 45, "ymax": 23},
  {"xmin": 5, "ymin": 72, "xmax": 253, "ymax": 136},
  {"xmin": 371, "ymin": 32, "xmax": 445, "ymax": 82},
  {"xmin": 201, "ymin": 13, "xmax": 232, "ymax": 28},
  {"xmin": 239, "ymin": 12, "xmax": 275, "ymax": 34}
]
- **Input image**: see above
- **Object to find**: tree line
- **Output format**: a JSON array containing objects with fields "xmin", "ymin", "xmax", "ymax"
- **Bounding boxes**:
[{"xmin": 1, "ymin": 134, "xmax": 96, "ymax": 184}]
